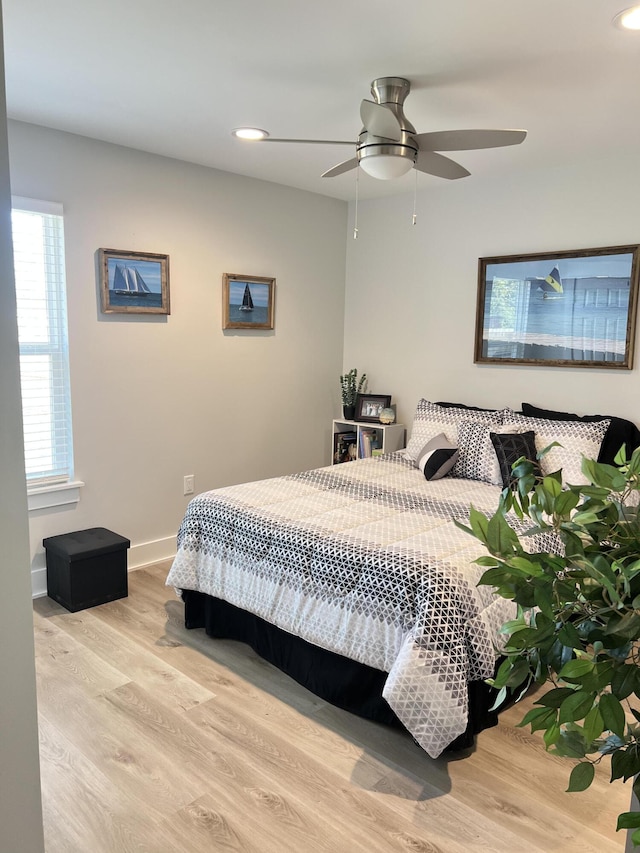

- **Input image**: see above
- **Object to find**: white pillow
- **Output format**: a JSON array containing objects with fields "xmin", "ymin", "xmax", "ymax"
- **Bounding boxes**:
[
  {"xmin": 404, "ymin": 400, "xmax": 504, "ymax": 464},
  {"xmin": 502, "ymin": 413, "xmax": 611, "ymax": 485}
]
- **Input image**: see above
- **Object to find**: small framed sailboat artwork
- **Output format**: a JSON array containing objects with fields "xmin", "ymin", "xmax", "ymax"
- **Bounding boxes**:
[
  {"xmin": 99, "ymin": 248, "xmax": 170, "ymax": 315},
  {"xmin": 222, "ymin": 273, "xmax": 275, "ymax": 330}
]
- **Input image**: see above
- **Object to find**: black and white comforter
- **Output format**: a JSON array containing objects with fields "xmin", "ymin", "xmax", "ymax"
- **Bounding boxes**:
[{"xmin": 167, "ymin": 453, "xmax": 520, "ymax": 758}]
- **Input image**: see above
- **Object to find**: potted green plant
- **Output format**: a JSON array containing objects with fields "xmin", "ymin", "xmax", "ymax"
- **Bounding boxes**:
[
  {"xmin": 457, "ymin": 445, "xmax": 640, "ymax": 847},
  {"xmin": 340, "ymin": 369, "xmax": 367, "ymax": 420}
]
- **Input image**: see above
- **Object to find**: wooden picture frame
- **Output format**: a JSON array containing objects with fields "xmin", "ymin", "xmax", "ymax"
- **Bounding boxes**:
[
  {"xmin": 99, "ymin": 248, "xmax": 170, "ymax": 315},
  {"xmin": 475, "ymin": 245, "xmax": 640, "ymax": 369},
  {"xmin": 355, "ymin": 393, "xmax": 392, "ymax": 423},
  {"xmin": 222, "ymin": 273, "xmax": 275, "ymax": 330}
]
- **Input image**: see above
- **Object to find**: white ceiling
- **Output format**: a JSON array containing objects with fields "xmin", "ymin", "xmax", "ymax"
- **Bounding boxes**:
[{"xmin": 3, "ymin": 0, "xmax": 640, "ymax": 201}]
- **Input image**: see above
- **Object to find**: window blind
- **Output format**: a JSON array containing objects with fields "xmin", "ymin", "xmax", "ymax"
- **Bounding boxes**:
[{"xmin": 11, "ymin": 197, "xmax": 74, "ymax": 487}]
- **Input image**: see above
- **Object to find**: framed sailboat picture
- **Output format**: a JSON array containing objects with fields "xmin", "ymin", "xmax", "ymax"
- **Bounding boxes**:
[
  {"xmin": 99, "ymin": 248, "xmax": 170, "ymax": 315},
  {"xmin": 222, "ymin": 273, "xmax": 275, "ymax": 330}
]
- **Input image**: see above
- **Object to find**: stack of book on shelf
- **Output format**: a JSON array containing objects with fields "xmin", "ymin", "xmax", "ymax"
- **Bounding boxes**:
[
  {"xmin": 333, "ymin": 431, "xmax": 357, "ymax": 464},
  {"xmin": 359, "ymin": 428, "xmax": 382, "ymax": 458}
]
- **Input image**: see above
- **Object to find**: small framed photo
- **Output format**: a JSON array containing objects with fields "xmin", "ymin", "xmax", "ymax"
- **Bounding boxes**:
[
  {"xmin": 99, "ymin": 249, "xmax": 170, "ymax": 315},
  {"xmin": 355, "ymin": 394, "xmax": 392, "ymax": 423},
  {"xmin": 222, "ymin": 273, "xmax": 275, "ymax": 330}
]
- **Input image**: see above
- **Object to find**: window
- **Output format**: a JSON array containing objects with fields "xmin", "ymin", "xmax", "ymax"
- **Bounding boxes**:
[{"xmin": 11, "ymin": 197, "xmax": 75, "ymax": 497}]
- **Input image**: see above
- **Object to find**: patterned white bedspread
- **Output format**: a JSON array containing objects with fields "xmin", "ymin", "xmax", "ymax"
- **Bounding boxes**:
[{"xmin": 166, "ymin": 453, "xmax": 518, "ymax": 758}]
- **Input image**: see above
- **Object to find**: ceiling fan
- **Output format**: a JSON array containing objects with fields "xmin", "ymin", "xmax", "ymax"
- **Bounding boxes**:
[{"xmin": 233, "ymin": 76, "xmax": 527, "ymax": 182}]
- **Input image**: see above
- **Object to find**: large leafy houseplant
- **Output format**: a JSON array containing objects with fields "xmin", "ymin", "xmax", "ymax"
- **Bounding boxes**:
[{"xmin": 457, "ymin": 445, "xmax": 640, "ymax": 845}]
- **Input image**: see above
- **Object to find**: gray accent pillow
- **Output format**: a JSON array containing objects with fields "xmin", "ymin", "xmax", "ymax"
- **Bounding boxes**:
[{"xmin": 416, "ymin": 434, "xmax": 460, "ymax": 481}]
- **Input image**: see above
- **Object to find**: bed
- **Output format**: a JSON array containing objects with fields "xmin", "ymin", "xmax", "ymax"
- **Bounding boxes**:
[{"xmin": 167, "ymin": 400, "xmax": 639, "ymax": 758}]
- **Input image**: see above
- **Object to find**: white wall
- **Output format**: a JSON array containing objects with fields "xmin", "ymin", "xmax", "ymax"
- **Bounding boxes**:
[
  {"xmin": 8, "ymin": 122, "xmax": 347, "ymax": 593},
  {"xmin": 344, "ymin": 158, "xmax": 640, "ymax": 431},
  {"xmin": 0, "ymin": 15, "xmax": 45, "ymax": 850}
]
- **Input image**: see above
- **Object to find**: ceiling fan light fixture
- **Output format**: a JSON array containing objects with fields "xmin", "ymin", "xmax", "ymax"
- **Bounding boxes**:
[
  {"xmin": 359, "ymin": 154, "xmax": 414, "ymax": 180},
  {"xmin": 232, "ymin": 127, "xmax": 270, "ymax": 141},
  {"xmin": 232, "ymin": 76, "xmax": 526, "ymax": 184},
  {"xmin": 613, "ymin": 5, "xmax": 640, "ymax": 29}
]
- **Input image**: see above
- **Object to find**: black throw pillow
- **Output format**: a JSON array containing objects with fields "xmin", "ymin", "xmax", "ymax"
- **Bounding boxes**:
[{"xmin": 490, "ymin": 431, "xmax": 540, "ymax": 489}]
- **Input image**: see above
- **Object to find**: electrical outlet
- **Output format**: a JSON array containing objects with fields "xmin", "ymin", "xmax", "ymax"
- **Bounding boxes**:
[{"xmin": 183, "ymin": 474, "xmax": 195, "ymax": 495}]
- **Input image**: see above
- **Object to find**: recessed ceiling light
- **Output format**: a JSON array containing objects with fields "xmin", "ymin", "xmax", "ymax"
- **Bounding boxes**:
[
  {"xmin": 231, "ymin": 128, "xmax": 270, "ymax": 141},
  {"xmin": 613, "ymin": 5, "xmax": 640, "ymax": 29}
]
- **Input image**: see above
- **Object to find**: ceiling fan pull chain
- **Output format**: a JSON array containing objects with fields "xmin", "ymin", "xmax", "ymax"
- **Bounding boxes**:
[
  {"xmin": 353, "ymin": 165, "xmax": 359, "ymax": 239},
  {"xmin": 412, "ymin": 168, "xmax": 418, "ymax": 225}
]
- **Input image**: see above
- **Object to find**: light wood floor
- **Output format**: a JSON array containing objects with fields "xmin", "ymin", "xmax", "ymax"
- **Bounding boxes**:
[{"xmin": 33, "ymin": 562, "xmax": 629, "ymax": 852}]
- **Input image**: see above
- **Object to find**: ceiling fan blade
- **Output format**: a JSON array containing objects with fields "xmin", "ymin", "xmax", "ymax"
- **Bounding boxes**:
[
  {"xmin": 415, "ymin": 129, "xmax": 527, "ymax": 152},
  {"xmin": 414, "ymin": 150, "xmax": 470, "ymax": 180},
  {"xmin": 263, "ymin": 138, "xmax": 354, "ymax": 146},
  {"xmin": 322, "ymin": 157, "xmax": 359, "ymax": 178},
  {"xmin": 360, "ymin": 100, "xmax": 402, "ymax": 141}
]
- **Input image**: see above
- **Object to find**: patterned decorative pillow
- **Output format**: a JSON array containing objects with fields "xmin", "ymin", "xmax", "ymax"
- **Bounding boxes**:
[
  {"xmin": 416, "ymin": 434, "xmax": 460, "ymax": 481},
  {"xmin": 453, "ymin": 420, "xmax": 527, "ymax": 485},
  {"xmin": 521, "ymin": 402, "xmax": 640, "ymax": 466},
  {"xmin": 490, "ymin": 431, "xmax": 540, "ymax": 489},
  {"xmin": 502, "ymin": 413, "xmax": 611, "ymax": 485},
  {"xmin": 404, "ymin": 400, "xmax": 504, "ymax": 463}
]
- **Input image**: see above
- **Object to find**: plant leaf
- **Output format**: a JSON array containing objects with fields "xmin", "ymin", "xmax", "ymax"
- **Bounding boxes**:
[
  {"xmin": 505, "ymin": 658, "xmax": 531, "ymax": 688},
  {"xmin": 559, "ymin": 659, "xmax": 595, "ymax": 681},
  {"xmin": 552, "ymin": 729, "xmax": 587, "ymax": 758},
  {"xmin": 557, "ymin": 620, "xmax": 582, "ymax": 648},
  {"xmin": 566, "ymin": 762, "xmax": 595, "ymax": 792},
  {"xmin": 559, "ymin": 691, "xmax": 596, "ymax": 724},
  {"xmin": 536, "ymin": 687, "xmax": 576, "ymax": 709},
  {"xmin": 486, "ymin": 512, "xmax": 519, "ymax": 557},
  {"xmin": 518, "ymin": 706, "xmax": 557, "ymax": 732},
  {"xmin": 616, "ymin": 811, "xmax": 640, "ymax": 830},
  {"xmin": 583, "ymin": 706, "xmax": 605, "ymax": 745},
  {"xmin": 543, "ymin": 721, "xmax": 561, "ymax": 748},
  {"xmin": 611, "ymin": 747, "xmax": 640, "ymax": 783},
  {"xmin": 468, "ymin": 506, "xmax": 490, "ymax": 546},
  {"xmin": 473, "ymin": 555, "xmax": 499, "ymax": 567},
  {"xmin": 605, "ymin": 612, "xmax": 640, "ymax": 640},
  {"xmin": 555, "ymin": 489, "xmax": 581, "ymax": 517},
  {"xmin": 582, "ymin": 457, "xmax": 629, "ymax": 491},
  {"xmin": 599, "ymin": 693, "xmax": 626, "ymax": 739},
  {"xmin": 488, "ymin": 685, "xmax": 507, "ymax": 712},
  {"xmin": 507, "ymin": 556, "xmax": 543, "ymax": 576},
  {"xmin": 542, "ymin": 475, "xmax": 563, "ymax": 498},
  {"xmin": 614, "ymin": 444, "xmax": 628, "ymax": 466},
  {"xmin": 611, "ymin": 664, "xmax": 638, "ymax": 700}
]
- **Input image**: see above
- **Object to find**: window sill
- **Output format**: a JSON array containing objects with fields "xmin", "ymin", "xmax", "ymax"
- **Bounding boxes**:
[{"xmin": 27, "ymin": 480, "xmax": 85, "ymax": 512}]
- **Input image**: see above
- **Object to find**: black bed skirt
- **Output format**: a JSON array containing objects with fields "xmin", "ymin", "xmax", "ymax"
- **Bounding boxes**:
[{"xmin": 182, "ymin": 588, "xmax": 503, "ymax": 752}]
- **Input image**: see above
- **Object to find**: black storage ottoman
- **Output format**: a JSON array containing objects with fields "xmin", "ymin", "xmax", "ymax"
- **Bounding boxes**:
[{"xmin": 43, "ymin": 527, "xmax": 130, "ymax": 612}]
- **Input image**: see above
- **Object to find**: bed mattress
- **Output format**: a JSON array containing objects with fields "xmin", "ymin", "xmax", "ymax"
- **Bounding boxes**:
[{"xmin": 167, "ymin": 453, "xmax": 527, "ymax": 757}]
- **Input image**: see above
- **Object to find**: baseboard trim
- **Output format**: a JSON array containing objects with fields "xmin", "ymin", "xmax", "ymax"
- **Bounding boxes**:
[
  {"xmin": 31, "ymin": 565, "xmax": 48, "ymax": 599},
  {"xmin": 31, "ymin": 535, "xmax": 177, "ymax": 599},
  {"xmin": 128, "ymin": 536, "xmax": 177, "ymax": 570}
]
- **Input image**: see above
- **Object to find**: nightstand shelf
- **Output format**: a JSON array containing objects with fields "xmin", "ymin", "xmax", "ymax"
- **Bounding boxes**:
[{"xmin": 332, "ymin": 419, "xmax": 405, "ymax": 464}]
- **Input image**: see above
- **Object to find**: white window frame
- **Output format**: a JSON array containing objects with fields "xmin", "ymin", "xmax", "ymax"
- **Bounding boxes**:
[{"xmin": 11, "ymin": 196, "xmax": 83, "ymax": 510}]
